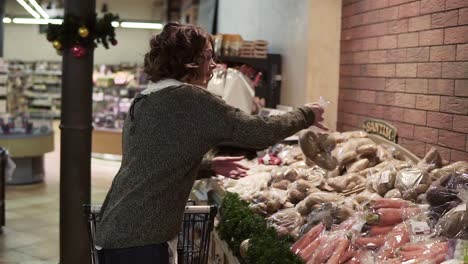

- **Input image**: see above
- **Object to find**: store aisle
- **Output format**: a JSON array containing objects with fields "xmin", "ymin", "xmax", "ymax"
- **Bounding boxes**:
[{"xmin": 1, "ymin": 121, "xmax": 120, "ymax": 263}]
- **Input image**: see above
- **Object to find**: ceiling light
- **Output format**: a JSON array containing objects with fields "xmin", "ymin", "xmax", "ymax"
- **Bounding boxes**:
[
  {"xmin": 111, "ymin": 21, "xmax": 119, "ymax": 27},
  {"xmin": 28, "ymin": 0, "xmax": 50, "ymax": 19},
  {"xmin": 3, "ymin": 17, "xmax": 12, "ymax": 23},
  {"xmin": 120, "ymin": 22, "xmax": 162, "ymax": 30},
  {"xmin": 12, "ymin": 18, "xmax": 63, "ymax": 24},
  {"xmin": 16, "ymin": 0, "xmax": 41, "ymax": 19}
]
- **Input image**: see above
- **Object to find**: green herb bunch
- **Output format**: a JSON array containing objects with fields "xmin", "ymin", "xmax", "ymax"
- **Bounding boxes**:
[{"xmin": 217, "ymin": 192, "xmax": 303, "ymax": 264}]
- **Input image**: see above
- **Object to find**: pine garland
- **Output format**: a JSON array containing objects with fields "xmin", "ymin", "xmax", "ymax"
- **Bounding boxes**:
[{"xmin": 46, "ymin": 13, "xmax": 119, "ymax": 54}]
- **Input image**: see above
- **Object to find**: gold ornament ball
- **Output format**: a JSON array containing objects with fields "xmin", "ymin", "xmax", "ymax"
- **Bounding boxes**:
[
  {"xmin": 78, "ymin": 26, "xmax": 89, "ymax": 38},
  {"xmin": 52, "ymin": 40, "xmax": 62, "ymax": 50}
]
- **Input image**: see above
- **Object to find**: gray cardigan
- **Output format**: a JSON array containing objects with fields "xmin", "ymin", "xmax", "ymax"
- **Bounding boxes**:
[{"xmin": 95, "ymin": 84, "xmax": 315, "ymax": 249}]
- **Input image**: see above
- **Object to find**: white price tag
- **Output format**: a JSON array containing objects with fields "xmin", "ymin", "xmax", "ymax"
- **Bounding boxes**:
[
  {"xmin": 380, "ymin": 171, "xmax": 390, "ymax": 184},
  {"xmin": 410, "ymin": 220, "xmax": 430, "ymax": 234}
]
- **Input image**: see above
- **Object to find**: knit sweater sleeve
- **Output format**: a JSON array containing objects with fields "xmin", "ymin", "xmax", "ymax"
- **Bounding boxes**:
[{"xmin": 186, "ymin": 86, "xmax": 316, "ymax": 150}]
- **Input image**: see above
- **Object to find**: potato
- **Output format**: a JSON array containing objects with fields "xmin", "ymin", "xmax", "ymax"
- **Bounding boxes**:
[
  {"xmin": 294, "ymin": 179, "xmax": 315, "ymax": 193},
  {"xmin": 267, "ymin": 199, "xmax": 282, "ymax": 214},
  {"xmin": 342, "ymin": 131, "xmax": 368, "ymax": 139},
  {"xmin": 284, "ymin": 202, "xmax": 295, "ymax": 208},
  {"xmin": 284, "ymin": 168, "xmax": 300, "ymax": 182},
  {"xmin": 357, "ymin": 144, "xmax": 377, "ymax": 155},
  {"xmin": 339, "ymin": 150, "xmax": 358, "ymax": 165},
  {"xmin": 287, "ymin": 189, "xmax": 306, "ymax": 204},
  {"xmin": 346, "ymin": 159, "xmax": 370, "ymax": 173},
  {"xmin": 272, "ymin": 180, "xmax": 291, "ymax": 190},
  {"xmin": 296, "ymin": 200, "xmax": 310, "ymax": 216},
  {"xmin": 384, "ymin": 189, "xmax": 402, "ymax": 199},
  {"xmin": 327, "ymin": 167, "xmax": 341, "ymax": 178}
]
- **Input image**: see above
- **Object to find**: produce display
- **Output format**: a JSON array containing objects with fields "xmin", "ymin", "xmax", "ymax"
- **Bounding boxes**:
[{"xmin": 216, "ymin": 130, "xmax": 468, "ymax": 264}]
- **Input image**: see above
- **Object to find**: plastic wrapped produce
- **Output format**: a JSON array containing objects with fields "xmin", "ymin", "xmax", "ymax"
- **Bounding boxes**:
[
  {"xmin": 296, "ymin": 191, "xmax": 343, "ymax": 216},
  {"xmin": 267, "ymin": 208, "xmax": 304, "ymax": 238},
  {"xmin": 354, "ymin": 190, "xmax": 382, "ymax": 205},
  {"xmin": 225, "ymin": 171, "xmax": 271, "ymax": 201},
  {"xmin": 417, "ymin": 147, "xmax": 443, "ymax": 172},
  {"xmin": 326, "ymin": 173, "xmax": 366, "ymax": 192},
  {"xmin": 291, "ymin": 222, "xmax": 325, "ymax": 255},
  {"xmin": 367, "ymin": 165, "xmax": 398, "ymax": 196},
  {"xmin": 277, "ymin": 145, "xmax": 303, "ymax": 165},
  {"xmin": 271, "ymin": 179, "xmax": 290, "ymax": 190},
  {"xmin": 396, "ymin": 239, "xmax": 449, "ymax": 263},
  {"xmin": 434, "ymin": 202, "xmax": 467, "ymax": 239},
  {"xmin": 375, "ymin": 222, "xmax": 410, "ymax": 261},
  {"xmin": 342, "ymin": 131, "xmax": 368, "ymax": 140},
  {"xmin": 346, "ymin": 158, "xmax": 370, "ymax": 173},
  {"xmin": 249, "ymin": 187, "xmax": 287, "ymax": 216},
  {"xmin": 427, "ymin": 172, "xmax": 468, "ymax": 222},
  {"xmin": 366, "ymin": 206, "xmax": 421, "ymax": 226},
  {"xmin": 430, "ymin": 161, "xmax": 468, "ymax": 180},
  {"xmin": 395, "ymin": 167, "xmax": 431, "ymax": 201},
  {"xmin": 287, "ymin": 179, "xmax": 317, "ymax": 204},
  {"xmin": 302, "ymin": 202, "xmax": 354, "ymax": 231},
  {"xmin": 384, "ymin": 189, "xmax": 402, "ymax": 199},
  {"xmin": 299, "ymin": 129, "xmax": 338, "ymax": 171}
]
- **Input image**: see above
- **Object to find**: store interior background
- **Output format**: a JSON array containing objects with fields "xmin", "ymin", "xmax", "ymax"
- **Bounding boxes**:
[{"xmin": 1, "ymin": 0, "xmax": 467, "ymax": 263}]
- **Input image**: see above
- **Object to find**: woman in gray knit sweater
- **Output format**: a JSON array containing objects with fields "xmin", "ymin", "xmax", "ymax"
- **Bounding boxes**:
[{"xmin": 95, "ymin": 23, "xmax": 326, "ymax": 264}]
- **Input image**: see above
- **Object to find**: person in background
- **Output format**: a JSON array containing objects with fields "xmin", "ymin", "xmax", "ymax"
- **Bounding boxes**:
[{"xmin": 95, "ymin": 22, "xmax": 326, "ymax": 264}]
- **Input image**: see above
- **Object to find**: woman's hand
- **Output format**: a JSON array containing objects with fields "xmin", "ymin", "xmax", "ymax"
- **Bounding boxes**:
[
  {"xmin": 211, "ymin": 156, "xmax": 250, "ymax": 179},
  {"xmin": 305, "ymin": 103, "xmax": 328, "ymax": 130}
]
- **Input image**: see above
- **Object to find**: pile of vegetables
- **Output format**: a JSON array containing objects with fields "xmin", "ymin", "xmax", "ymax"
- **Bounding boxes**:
[{"xmin": 216, "ymin": 130, "xmax": 468, "ymax": 264}]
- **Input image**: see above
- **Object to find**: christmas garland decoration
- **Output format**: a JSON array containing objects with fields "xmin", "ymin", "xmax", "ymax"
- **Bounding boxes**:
[{"xmin": 46, "ymin": 13, "xmax": 119, "ymax": 58}]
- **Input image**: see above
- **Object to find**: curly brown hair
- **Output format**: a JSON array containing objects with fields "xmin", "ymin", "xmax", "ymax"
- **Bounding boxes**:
[{"xmin": 143, "ymin": 22, "xmax": 213, "ymax": 83}]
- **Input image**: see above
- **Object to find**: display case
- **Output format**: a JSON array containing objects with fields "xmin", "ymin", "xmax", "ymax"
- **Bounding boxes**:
[
  {"xmin": 0, "ymin": 111, "xmax": 54, "ymax": 184},
  {"xmin": 7, "ymin": 61, "xmax": 62, "ymax": 118}
]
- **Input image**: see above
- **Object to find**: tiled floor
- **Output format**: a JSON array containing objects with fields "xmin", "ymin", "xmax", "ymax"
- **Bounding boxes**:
[{"xmin": 1, "ymin": 122, "xmax": 120, "ymax": 263}]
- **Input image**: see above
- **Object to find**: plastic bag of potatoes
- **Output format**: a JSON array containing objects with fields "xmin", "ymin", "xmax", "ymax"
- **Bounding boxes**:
[{"xmin": 299, "ymin": 129, "xmax": 338, "ymax": 171}]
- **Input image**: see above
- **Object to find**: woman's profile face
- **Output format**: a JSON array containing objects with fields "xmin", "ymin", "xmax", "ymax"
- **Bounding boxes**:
[{"xmin": 193, "ymin": 41, "xmax": 217, "ymax": 86}]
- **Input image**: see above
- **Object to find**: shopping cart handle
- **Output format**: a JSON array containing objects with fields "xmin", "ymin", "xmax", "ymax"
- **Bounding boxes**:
[
  {"xmin": 184, "ymin": 205, "xmax": 217, "ymax": 215},
  {"xmin": 83, "ymin": 204, "xmax": 102, "ymax": 215}
]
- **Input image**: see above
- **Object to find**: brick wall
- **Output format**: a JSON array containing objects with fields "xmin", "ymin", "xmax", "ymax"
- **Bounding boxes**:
[{"xmin": 338, "ymin": 0, "xmax": 468, "ymax": 162}]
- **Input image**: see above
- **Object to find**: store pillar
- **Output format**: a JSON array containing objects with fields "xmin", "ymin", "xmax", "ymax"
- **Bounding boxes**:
[
  {"xmin": 59, "ymin": 0, "xmax": 95, "ymax": 263},
  {"xmin": 0, "ymin": 0, "xmax": 5, "ymax": 57}
]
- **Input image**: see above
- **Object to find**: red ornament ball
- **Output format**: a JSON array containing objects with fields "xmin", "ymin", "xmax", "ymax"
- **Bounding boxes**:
[
  {"xmin": 71, "ymin": 45, "xmax": 86, "ymax": 58},
  {"xmin": 110, "ymin": 39, "xmax": 118, "ymax": 46}
]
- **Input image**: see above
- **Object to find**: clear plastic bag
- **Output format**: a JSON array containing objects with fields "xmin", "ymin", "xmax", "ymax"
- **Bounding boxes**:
[
  {"xmin": 430, "ymin": 161, "xmax": 468, "ymax": 181},
  {"xmin": 417, "ymin": 147, "xmax": 443, "ymax": 172},
  {"xmin": 326, "ymin": 173, "xmax": 366, "ymax": 192},
  {"xmin": 396, "ymin": 239, "xmax": 449, "ymax": 263},
  {"xmin": 277, "ymin": 145, "xmax": 303, "ymax": 165},
  {"xmin": 296, "ymin": 191, "xmax": 343, "ymax": 216},
  {"xmin": 395, "ymin": 167, "xmax": 432, "ymax": 201},
  {"xmin": 302, "ymin": 202, "xmax": 354, "ymax": 232},
  {"xmin": 299, "ymin": 129, "xmax": 338, "ymax": 171},
  {"xmin": 427, "ymin": 172, "xmax": 468, "ymax": 223},
  {"xmin": 287, "ymin": 179, "xmax": 317, "ymax": 204},
  {"xmin": 433, "ymin": 190, "xmax": 468, "ymax": 240},
  {"xmin": 267, "ymin": 208, "xmax": 304, "ymax": 238},
  {"xmin": 367, "ymin": 165, "xmax": 398, "ymax": 196}
]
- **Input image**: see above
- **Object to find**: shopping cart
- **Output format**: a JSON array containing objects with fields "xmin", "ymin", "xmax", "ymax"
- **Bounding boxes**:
[{"xmin": 83, "ymin": 202, "xmax": 217, "ymax": 264}]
